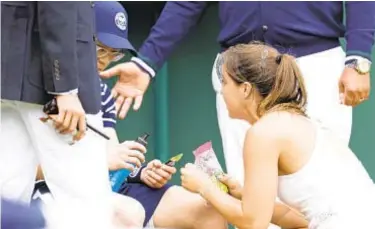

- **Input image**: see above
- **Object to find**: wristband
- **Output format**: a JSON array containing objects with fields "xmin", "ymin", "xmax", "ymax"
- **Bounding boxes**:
[{"xmin": 126, "ymin": 165, "xmax": 147, "ymax": 183}]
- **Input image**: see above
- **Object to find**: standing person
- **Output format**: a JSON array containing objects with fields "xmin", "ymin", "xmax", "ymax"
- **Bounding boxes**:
[
  {"xmin": 100, "ymin": 2, "xmax": 375, "ymax": 187},
  {"xmin": 1, "ymin": 2, "xmax": 112, "ymax": 228},
  {"xmin": 181, "ymin": 42, "xmax": 375, "ymax": 229}
]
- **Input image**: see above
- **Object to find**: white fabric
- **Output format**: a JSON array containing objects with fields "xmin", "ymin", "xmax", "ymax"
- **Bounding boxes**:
[
  {"xmin": 212, "ymin": 46, "xmax": 352, "ymax": 229},
  {"xmin": 0, "ymin": 100, "xmax": 113, "ymax": 229},
  {"xmin": 145, "ymin": 216, "xmax": 155, "ymax": 229},
  {"xmin": 278, "ymin": 123, "xmax": 375, "ymax": 229}
]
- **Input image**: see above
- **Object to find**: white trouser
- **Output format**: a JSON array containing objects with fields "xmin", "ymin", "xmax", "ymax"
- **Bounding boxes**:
[
  {"xmin": 0, "ymin": 100, "xmax": 113, "ymax": 229},
  {"xmin": 212, "ymin": 47, "xmax": 352, "ymax": 229}
]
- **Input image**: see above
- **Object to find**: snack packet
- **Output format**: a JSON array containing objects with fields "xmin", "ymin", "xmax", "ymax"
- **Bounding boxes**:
[{"xmin": 193, "ymin": 141, "xmax": 228, "ymax": 193}]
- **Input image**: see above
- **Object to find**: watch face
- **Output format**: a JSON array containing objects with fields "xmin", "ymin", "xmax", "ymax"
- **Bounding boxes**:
[{"xmin": 358, "ymin": 61, "xmax": 371, "ymax": 74}]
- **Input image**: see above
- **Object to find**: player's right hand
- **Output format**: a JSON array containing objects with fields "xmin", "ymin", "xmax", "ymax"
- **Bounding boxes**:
[
  {"xmin": 53, "ymin": 94, "xmax": 86, "ymax": 141},
  {"xmin": 107, "ymin": 140, "xmax": 146, "ymax": 171},
  {"xmin": 100, "ymin": 62, "xmax": 151, "ymax": 119},
  {"xmin": 218, "ymin": 173, "xmax": 243, "ymax": 199}
]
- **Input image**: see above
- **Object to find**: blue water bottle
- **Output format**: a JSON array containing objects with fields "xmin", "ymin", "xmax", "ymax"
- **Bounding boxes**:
[{"xmin": 109, "ymin": 133, "xmax": 150, "ymax": 192}]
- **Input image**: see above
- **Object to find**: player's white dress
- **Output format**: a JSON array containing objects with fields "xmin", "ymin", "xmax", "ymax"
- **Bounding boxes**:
[{"xmin": 278, "ymin": 124, "xmax": 375, "ymax": 229}]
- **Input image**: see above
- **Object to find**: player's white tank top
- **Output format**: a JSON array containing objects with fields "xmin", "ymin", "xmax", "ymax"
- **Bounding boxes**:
[{"xmin": 278, "ymin": 123, "xmax": 375, "ymax": 229}]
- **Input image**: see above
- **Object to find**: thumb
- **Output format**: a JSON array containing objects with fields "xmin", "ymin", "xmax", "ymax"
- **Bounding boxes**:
[
  {"xmin": 100, "ymin": 64, "xmax": 122, "ymax": 79},
  {"xmin": 152, "ymin": 159, "xmax": 163, "ymax": 168},
  {"xmin": 217, "ymin": 173, "xmax": 231, "ymax": 184}
]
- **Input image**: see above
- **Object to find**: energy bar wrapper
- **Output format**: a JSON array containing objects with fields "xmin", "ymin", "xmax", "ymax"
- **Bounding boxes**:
[{"xmin": 193, "ymin": 141, "xmax": 228, "ymax": 193}]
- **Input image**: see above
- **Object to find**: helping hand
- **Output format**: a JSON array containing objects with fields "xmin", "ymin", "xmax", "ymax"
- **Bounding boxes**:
[
  {"xmin": 338, "ymin": 68, "xmax": 370, "ymax": 106},
  {"xmin": 107, "ymin": 141, "xmax": 146, "ymax": 172},
  {"xmin": 100, "ymin": 62, "xmax": 151, "ymax": 119},
  {"xmin": 180, "ymin": 163, "xmax": 211, "ymax": 194},
  {"xmin": 141, "ymin": 160, "xmax": 176, "ymax": 189}
]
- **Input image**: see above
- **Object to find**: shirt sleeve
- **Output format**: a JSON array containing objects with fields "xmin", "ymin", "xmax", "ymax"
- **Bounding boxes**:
[
  {"xmin": 134, "ymin": 1, "xmax": 208, "ymax": 77},
  {"xmin": 345, "ymin": 2, "xmax": 375, "ymax": 61},
  {"xmin": 100, "ymin": 81, "xmax": 117, "ymax": 129}
]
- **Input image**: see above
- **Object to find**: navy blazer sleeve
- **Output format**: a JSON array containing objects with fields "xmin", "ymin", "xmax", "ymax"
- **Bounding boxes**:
[
  {"xmin": 37, "ymin": 2, "xmax": 79, "ymax": 93},
  {"xmin": 345, "ymin": 2, "xmax": 375, "ymax": 61},
  {"xmin": 134, "ymin": 1, "xmax": 208, "ymax": 76}
]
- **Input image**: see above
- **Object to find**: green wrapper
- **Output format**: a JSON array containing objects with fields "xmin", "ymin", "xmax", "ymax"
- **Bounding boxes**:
[{"xmin": 210, "ymin": 171, "xmax": 229, "ymax": 193}]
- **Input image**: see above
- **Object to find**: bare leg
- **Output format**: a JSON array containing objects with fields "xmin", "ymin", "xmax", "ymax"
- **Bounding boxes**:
[
  {"xmin": 111, "ymin": 193, "xmax": 145, "ymax": 228},
  {"xmin": 152, "ymin": 186, "xmax": 228, "ymax": 229}
]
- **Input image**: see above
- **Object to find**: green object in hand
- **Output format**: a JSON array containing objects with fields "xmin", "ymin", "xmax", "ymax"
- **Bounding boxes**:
[
  {"xmin": 211, "ymin": 171, "xmax": 229, "ymax": 193},
  {"xmin": 165, "ymin": 153, "xmax": 184, "ymax": 167}
]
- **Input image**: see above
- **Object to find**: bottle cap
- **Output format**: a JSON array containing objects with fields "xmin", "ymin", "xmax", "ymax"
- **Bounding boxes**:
[{"xmin": 136, "ymin": 133, "xmax": 150, "ymax": 147}]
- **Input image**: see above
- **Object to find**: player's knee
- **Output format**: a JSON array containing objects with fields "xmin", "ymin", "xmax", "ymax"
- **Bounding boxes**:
[{"xmin": 112, "ymin": 193, "xmax": 145, "ymax": 227}]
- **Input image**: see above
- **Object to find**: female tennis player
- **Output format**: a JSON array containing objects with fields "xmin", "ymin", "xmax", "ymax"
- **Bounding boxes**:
[{"xmin": 181, "ymin": 42, "xmax": 375, "ymax": 229}]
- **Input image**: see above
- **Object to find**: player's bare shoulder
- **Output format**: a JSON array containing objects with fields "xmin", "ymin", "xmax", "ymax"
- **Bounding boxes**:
[{"xmin": 249, "ymin": 111, "xmax": 303, "ymax": 142}]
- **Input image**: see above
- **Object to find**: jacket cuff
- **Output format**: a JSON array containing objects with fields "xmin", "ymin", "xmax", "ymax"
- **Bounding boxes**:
[
  {"xmin": 48, "ymin": 88, "xmax": 78, "ymax": 95},
  {"xmin": 346, "ymin": 32, "xmax": 374, "ymax": 61},
  {"xmin": 131, "ymin": 56, "xmax": 156, "ymax": 78}
]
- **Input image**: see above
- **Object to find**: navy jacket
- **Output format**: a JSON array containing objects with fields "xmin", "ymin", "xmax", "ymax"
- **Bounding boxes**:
[
  {"xmin": 135, "ymin": 1, "xmax": 375, "ymax": 76},
  {"xmin": 1, "ymin": 2, "xmax": 101, "ymax": 114}
]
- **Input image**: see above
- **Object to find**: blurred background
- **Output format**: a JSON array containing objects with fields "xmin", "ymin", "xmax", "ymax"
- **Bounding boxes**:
[{"xmin": 106, "ymin": 2, "xmax": 375, "ymax": 185}]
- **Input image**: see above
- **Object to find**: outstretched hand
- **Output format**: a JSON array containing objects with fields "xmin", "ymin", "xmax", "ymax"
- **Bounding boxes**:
[{"xmin": 100, "ymin": 62, "xmax": 151, "ymax": 119}]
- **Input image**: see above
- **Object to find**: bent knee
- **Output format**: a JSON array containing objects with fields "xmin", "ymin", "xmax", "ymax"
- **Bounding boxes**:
[{"xmin": 112, "ymin": 193, "xmax": 145, "ymax": 227}]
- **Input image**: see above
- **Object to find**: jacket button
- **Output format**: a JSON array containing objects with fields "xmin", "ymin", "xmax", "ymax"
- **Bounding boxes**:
[{"xmin": 262, "ymin": 25, "xmax": 268, "ymax": 32}]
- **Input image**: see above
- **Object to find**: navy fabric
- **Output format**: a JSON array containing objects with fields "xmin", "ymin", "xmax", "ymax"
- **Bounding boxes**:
[
  {"xmin": 119, "ymin": 182, "xmax": 173, "ymax": 226},
  {"xmin": 94, "ymin": 1, "xmax": 135, "ymax": 52},
  {"xmin": 2, "ymin": 198, "xmax": 46, "ymax": 229},
  {"xmin": 100, "ymin": 80, "xmax": 116, "ymax": 128},
  {"xmin": 138, "ymin": 2, "xmax": 375, "ymax": 73}
]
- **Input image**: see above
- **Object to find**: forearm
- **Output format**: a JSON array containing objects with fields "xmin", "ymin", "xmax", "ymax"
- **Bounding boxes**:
[
  {"xmin": 135, "ymin": 1, "xmax": 207, "ymax": 77},
  {"xmin": 202, "ymin": 185, "xmax": 307, "ymax": 229},
  {"xmin": 272, "ymin": 202, "xmax": 308, "ymax": 229},
  {"xmin": 345, "ymin": 2, "xmax": 375, "ymax": 61},
  {"xmin": 202, "ymin": 183, "xmax": 265, "ymax": 229},
  {"xmin": 104, "ymin": 127, "xmax": 119, "ymax": 151}
]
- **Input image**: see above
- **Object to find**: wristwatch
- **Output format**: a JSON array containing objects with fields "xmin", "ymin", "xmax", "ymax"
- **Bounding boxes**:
[{"xmin": 345, "ymin": 57, "xmax": 371, "ymax": 75}]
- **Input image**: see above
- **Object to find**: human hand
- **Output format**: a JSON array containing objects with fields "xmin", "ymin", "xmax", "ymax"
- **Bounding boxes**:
[
  {"xmin": 51, "ymin": 94, "xmax": 86, "ymax": 141},
  {"xmin": 217, "ymin": 173, "xmax": 243, "ymax": 199},
  {"xmin": 141, "ymin": 159, "xmax": 176, "ymax": 189},
  {"xmin": 107, "ymin": 141, "xmax": 146, "ymax": 171},
  {"xmin": 338, "ymin": 67, "xmax": 370, "ymax": 106},
  {"xmin": 180, "ymin": 163, "xmax": 211, "ymax": 194},
  {"xmin": 100, "ymin": 62, "xmax": 151, "ymax": 119}
]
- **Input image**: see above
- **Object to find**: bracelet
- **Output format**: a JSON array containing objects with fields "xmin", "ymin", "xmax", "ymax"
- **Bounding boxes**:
[{"xmin": 126, "ymin": 165, "xmax": 146, "ymax": 183}]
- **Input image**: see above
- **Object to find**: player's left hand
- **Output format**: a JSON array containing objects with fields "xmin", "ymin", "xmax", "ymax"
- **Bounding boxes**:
[
  {"xmin": 141, "ymin": 160, "xmax": 176, "ymax": 189},
  {"xmin": 338, "ymin": 68, "xmax": 370, "ymax": 106},
  {"xmin": 180, "ymin": 163, "xmax": 211, "ymax": 194}
]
